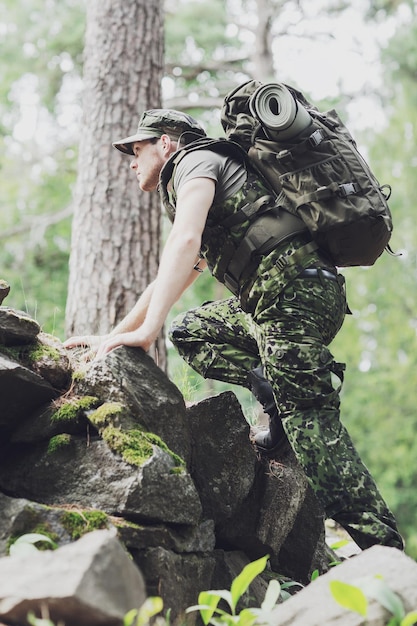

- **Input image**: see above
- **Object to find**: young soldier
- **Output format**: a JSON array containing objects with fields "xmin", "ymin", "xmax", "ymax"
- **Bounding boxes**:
[{"xmin": 64, "ymin": 109, "xmax": 403, "ymax": 552}]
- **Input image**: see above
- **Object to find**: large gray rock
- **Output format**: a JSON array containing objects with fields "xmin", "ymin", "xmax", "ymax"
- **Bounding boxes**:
[
  {"xmin": 0, "ymin": 529, "xmax": 146, "ymax": 626},
  {"xmin": 117, "ymin": 518, "xmax": 215, "ymax": 554},
  {"xmin": 0, "ymin": 307, "xmax": 40, "ymax": 345},
  {"xmin": 0, "ymin": 354, "xmax": 57, "ymax": 433},
  {"xmin": 186, "ymin": 393, "xmax": 328, "ymax": 583},
  {"xmin": 9, "ymin": 399, "xmax": 90, "ymax": 444},
  {"xmin": 25, "ymin": 331, "xmax": 73, "ymax": 391},
  {"xmin": 0, "ymin": 493, "xmax": 73, "ymax": 556},
  {"xmin": 0, "ymin": 490, "xmax": 213, "ymax": 565},
  {"xmin": 74, "ymin": 347, "xmax": 191, "ymax": 463},
  {"xmin": 186, "ymin": 392, "xmax": 257, "ymax": 524},
  {"xmin": 0, "ymin": 281, "xmax": 10, "ymax": 306},
  {"xmin": 267, "ymin": 546, "xmax": 417, "ymax": 625},
  {"xmin": 0, "ymin": 305, "xmax": 359, "ymax": 622},
  {"xmin": 133, "ymin": 546, "xmax": 216, "ymax": 625},
  {"xmin": 0, "ymin": 437, "xmax": 202, "ymax": 525}
]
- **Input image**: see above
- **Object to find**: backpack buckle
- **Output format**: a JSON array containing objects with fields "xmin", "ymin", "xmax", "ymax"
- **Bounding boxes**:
[
  {"xmin": 338, "ymin": 182, "xmax": 359, "ymax": 197},
  {"xmin": 308, "ymin": 129, "xmax": 325, "ymax": 147},
  {"xmin": 277, "ymin": 149, "xmax": 292, "ymax": 162}
]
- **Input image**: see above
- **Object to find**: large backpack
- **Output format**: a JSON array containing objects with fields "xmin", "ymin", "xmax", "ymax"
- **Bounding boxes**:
[{"xmin": 220, "ymin": 80, "xmax": 393, "ymax": 267}]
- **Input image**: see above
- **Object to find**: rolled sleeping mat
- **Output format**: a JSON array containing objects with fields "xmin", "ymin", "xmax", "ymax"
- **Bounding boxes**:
[{"xmin": 249, "ymin": 82, "xmax": 312, "ymax": 142}]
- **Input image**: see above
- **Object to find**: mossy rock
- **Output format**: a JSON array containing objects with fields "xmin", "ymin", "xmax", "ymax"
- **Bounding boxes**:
[
  {"xmin": 60, "ymin": 509, "xmax": 109, "ymax": 540},
  {"xmin": 47, "ymin": 433, "xmax": 73, "ymax": 455},
  {"xmin": 101, "ymin": 425, "xmax": 185, "ymax": 469},
  {"xmin": 51, "ymin": 395, "xmax": 100, "ymax": 424}
]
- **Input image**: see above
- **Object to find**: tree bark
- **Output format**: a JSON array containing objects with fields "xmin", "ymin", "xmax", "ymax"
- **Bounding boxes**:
[
  {"xmin": 65, "ymin": 0, "xmax": 166, "ymax": 369},
  {"xmin": 253, "ymin": 0, "xmax": 275, "ymax": 81}
]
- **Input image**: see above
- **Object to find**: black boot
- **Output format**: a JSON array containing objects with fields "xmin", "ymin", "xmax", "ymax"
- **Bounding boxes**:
[{"xmin": 248, "ymin": 366, "xmax": 287, "ymax": 454}]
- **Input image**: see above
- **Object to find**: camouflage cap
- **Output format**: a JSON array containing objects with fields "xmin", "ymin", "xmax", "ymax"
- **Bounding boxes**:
[{"xmin": 112, "ymin": 108, "xmax": 206, "ymax": 155}]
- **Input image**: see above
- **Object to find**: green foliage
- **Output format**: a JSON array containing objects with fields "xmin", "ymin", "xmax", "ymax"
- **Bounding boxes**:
[
  {"xmin": 0, "ymin": 0, "xmax": 85, "ymax": 115},
  {"xmin": 88, "ymin": 401, "xmax": 126, "ymax": 427},
  {"xmin": 166, "ymin": 0, "xmax": 231, "ymax": 61},
  {"xmin": 186, "ymin": 554, "xmax": 286, "ymax": 626},
  {"xmin": 47, "ymin": 433, "xmax": 72, "ymax": 455},
  {"xmin": 0, "ymin": 0, "xmax": 83, "ymax": 339},
  {"xmin": 60, "ymin": 510, "xmax": 108, "ymax": 540},
  {"xmin": 27, "ymin": 611, "xmax": 64, "ymax": 626},
  {"xmin": 0, "ymin": 338, "xmax": 57, "ymax": 365},
  {"xmin": 9, "ymin": 532, "xmax": 57, "ymax": 556},
  {"xmin": 123, "ymin": 597, "xmax": 164, "ymax": 626},
  {"xmin": 329, "ymin": 580, "xmax": 368, "ymax": 617},
  {"xmin": 329, "ymin": 24, "xmax": 417, "ymax": 553},
  {"xmin": 330, "ymin": 575, "xmax": 417, "ymax": 625},
  {"xmin": 51, "ymin": 395, "xmax": 100, "ymax": 423},
  {"xmin": 101, "ymin": 426, "xmax": 185, "ymax": 469}
]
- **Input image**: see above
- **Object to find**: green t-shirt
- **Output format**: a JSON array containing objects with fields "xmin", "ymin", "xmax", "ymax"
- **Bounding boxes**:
[{"xmin": 173, "ymin": 149, "xmax": 246, "ymax": 203}]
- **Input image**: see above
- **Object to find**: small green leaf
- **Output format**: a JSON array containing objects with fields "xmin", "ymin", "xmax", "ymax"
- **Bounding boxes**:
[
  {"xmin": 194, "ymin": 591, "xmax": 223, "ymax": 624},
  {"xmin": 123, "ymin": 608, "xmax": 138, "ymax": 626},
  {"xmin": 14, "ymin": 533, "xmax": 55, "ymax": 545},
  {"xmin": 9, "ymin": 542, "xmax": 40, "ymax": 557},
  {"xmin": 401, "ymin": 611, "xmax": 417, "ymax": 626},
  {"xmin": 361, "ymin": 577, "xmax": 405, "ymax": 620},
  {"xmin": 329, "ymin": 580, "xmax": 368, "ymax": 617},
  {"xmin": 330, "ymin": 539, "xmax": 350, "ymax": 550},
  {"xmin": 27, "ymin": 612, "xmax": 56, "ymax": 626},
  {"xmin": 230, "ymin": 555, "xmax": 269, "ymax": 611},
  {"xmin": 261, "ymin": 579, "xmax": 281, "ymax": 611},
  {"xmin": 236, "ymin": 608, "xmax": 257, "ymax": 626},
  {"xmin": 10, "ymin": 533, "xmax": 57, "ymax": 556},
  {"xmin": 310, "ymin": 569, "xmax": 320, "ymax": 581},
  {"xmin": 133, "ymin": 597, "xmax": 163, "ymax": 626}
]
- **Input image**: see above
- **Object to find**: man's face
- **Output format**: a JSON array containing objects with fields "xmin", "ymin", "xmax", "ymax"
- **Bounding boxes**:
[{"xmin": 130, "ymin": 139, "xmax": 165, "ymax": 192}]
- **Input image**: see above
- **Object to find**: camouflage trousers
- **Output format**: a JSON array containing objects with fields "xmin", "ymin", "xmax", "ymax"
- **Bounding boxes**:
[{"xmin": 169, "ymin": 270, "xmax": 404, "ymax": 551}]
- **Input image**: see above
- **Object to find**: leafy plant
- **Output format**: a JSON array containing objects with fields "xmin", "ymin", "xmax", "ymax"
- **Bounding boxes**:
[
  {"xmin": 330, "ymin": 580, "xmax": 368, "ymax": 618},
  {"xmin": 27, "ymin": 612, "xmax": 63, "ymax": 626},
  {"xmin": 186, "ymin": 554, "xmax": 287, "ymax": 625},
  {"xmin": 9, "ymin": 533, "xmax": 57, "ymax": 556},
  {"xmin": 329, "ymin": 575, "xmax": 417, "ymax": 625},
  {"xmin": 123, "ymin": 597, "xmax": 164, "ymax": 626}
]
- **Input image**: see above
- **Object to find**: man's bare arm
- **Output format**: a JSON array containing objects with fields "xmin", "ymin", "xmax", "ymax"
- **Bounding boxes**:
[{"xmin": 92, "ymin": 177, "xmax": 214, "ymax": 357}]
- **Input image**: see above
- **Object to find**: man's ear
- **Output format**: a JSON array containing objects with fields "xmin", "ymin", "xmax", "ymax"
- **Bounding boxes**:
[{"xmin": 160, "ymin": 134, "xmax": 175, "ymax": 154}]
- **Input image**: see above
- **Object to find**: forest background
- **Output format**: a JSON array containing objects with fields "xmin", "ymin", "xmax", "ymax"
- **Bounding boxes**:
[{"xmin": 1, "ymin": 0, "xmax": 417, "ymax": 557}]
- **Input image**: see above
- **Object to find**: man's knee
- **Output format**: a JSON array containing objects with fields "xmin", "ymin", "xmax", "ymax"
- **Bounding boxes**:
[{"xmin": 168, "ymin": 311, "xmax": 189, "ymax": 347}]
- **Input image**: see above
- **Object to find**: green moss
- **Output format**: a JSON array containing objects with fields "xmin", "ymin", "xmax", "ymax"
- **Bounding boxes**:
[
  {"xmin": 72, "ymin": 369, "xmax": 86, "ymax": 382},
  {"xmin": 102, "ymin": 426, "xmax": 153, "ymax": 466},
  {"xmin": 28, "ymin": 340, "xmax": 61, "ymax": 363},
  {"xmin": 145, "ymin": 432, "xmax": 185, "ymax": 468},
  {"xmin": 88, "ymin": 402, "xmax": 125, "ymax": 428},
  {"xmin": 110, "ymin": 517, "xmax": 144, "ymax": 530},
  {"xmin": 102, "ymin": 426, "xmax": 185, "ymax": 468},
  {"xmin": 47, "ymin": 433, "xmax": 72, "ymax": 454},
  {"xmin": 61, "ymin": 510, "xmax": 109, "ymax": 540},
  {"xmin": 1, "ymin": 339, "xmax": 60, "ymax": 364},
  {"xmin": 170, "ymin": 465, "xmax": 186, "ymax": 475},
  {"xmin": 51, "ymin": 395, "xmax": 100, "ymax": 423}
]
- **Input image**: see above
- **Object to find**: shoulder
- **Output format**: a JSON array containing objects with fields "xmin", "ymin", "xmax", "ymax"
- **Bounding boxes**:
[
  {"xmin": 174, "ymin": 145, "xmax": 244, "ymax": 185},
  {"xmin": 180, "ymin": 148, "xmax": 229, "ymax": 168}
]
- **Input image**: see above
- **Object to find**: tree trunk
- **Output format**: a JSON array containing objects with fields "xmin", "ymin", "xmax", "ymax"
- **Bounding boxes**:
[
  {"xmin": 253, "ymin": 0, "xmax": 275, "ymax": 81},
  {"xmin": 65, "ymin": 0, "xmax": 166, "ymax": 369}
]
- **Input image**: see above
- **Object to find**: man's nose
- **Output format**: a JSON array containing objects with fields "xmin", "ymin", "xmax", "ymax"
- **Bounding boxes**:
[{"xmin": 130, "ymin": 159, "xmax": 137, "ymax": 170}]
